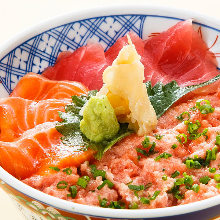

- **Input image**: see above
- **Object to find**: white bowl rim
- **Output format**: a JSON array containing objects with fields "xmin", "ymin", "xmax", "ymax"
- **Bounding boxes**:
[{"xmin": 0, "ymin": 4, "xmax": 220, "ymax": 219}]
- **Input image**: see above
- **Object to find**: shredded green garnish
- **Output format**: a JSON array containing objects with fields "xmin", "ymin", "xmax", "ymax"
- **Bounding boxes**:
[
  {"xmin": 196, "ymin": 99, "xmax": 215, "ymax": 114},
  {"xmin": 77, "ymin": 176, "xmax": 90, "ymax": 188},
  {"xmin": 171, "ymin": 171, "xmax": 180, "ymax": 178},
  {"xmin": 183, "ymin": 172, "xmax": 194, "ymax": 189},
  {"xmin": 191, "ymin": 184, "xmax": 200, "ymax": 193},
  {"xmin": 140, "ymin": 197, "xmax": 150, "ymax": 204},
  {"xmin": 49, "ymin": 166, "xmax": 60, "ymax": 172},
  {"xmin": 185, "ymin": 120, "xmax": 201, "ymax": 140},
  {"xmin": 209, "ymin": 167, "xmax": 216, "ymax": 173},
  {"xmin": 214, "ymin": 174, "xmax": 220, "ymax": 183},
  {"xmin": 171, "ymin": 144, "xmax": 178, "ymax": 149},
  {"xmin": 216, "ymin": 135, "xmax": 220, "ymax": 145},
  {"xmin": 99, "ymin": 197, "xmax": 108, "ymax": 208},
  {"xmin": 176, "ymin": 133, "xmax": 187, "ymax": 144},
  {"xmin": 177, "ymin": 112, "xmax": 190, "ymax": 121},
  {"xmin": 108, "ymin": 201, "xmax": 125, "ymax": 209},
  {"xmin": 199, "ymin": 176, "xmax": 211, "ymax": 185},
  {"xmin": 57, "ymin": 181, "xmax": 68, "ymax": 189},
  {"xmin": 97, "ymin": 180, "xmax": 114, "ymax": 190},
  {"xmin": 155, "ymin": 152, "xmax": 172, "ymax": 161},
  {"xmin": 62, "ymin": 168, "xmax": 72, "ymax": 175},
  {"xmin": 128, "ymin": 184, "xmax": 145, "ymax": 191},
  {"xmin": 90, "ymin": 165, "xmax": 106, "ymax": 180},
  {"xmin": 69, "ymin": 185, "xmax": 77, "ymax": 198},
  {"xmin": 136, "ymin": 141, "xmax": 157, "ymax": 158},
  {"xmin": 142, "ymin": 136, "xmax": 150, "ymax": 148},
  {"xmin": 162, "ymin": 175, "xmax": 167, "ymax": 181},
  {"xmin": 129, "ymin": 202, "xmax": 138, "ymax": 209},
  {"xmin": 154, "ymin": 134, "xmax": 163, "ymax": 140},
  {"xmin": 150, "ymin": 191, "xmax": 161, "ymax": 200}
]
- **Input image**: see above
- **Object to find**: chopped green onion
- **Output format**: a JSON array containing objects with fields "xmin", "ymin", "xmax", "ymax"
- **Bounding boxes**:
[
  {"xmin": 57, "ymin": 181, "xmax": 68, "ymax": 189},
  {"xmin": 171, "ymin": 171, "xmax": 180, "ymax": 178},
  {"xmin": 176, "ymin": 134, "xmax": 187, "ymax": 144},
  {"xmin": 214, "ymin": 174, "xmax": 220, "ymax": 183},
  {"xmin": 183, "ymin": 172, "xmax": 194, "ymax": 187},
  {"xmin": 216, "ymin": 135, "xmax": 220, "ymax": 145},
  {"xmin": 177, "ymin": 112, "xmax": 190, "ymax": 121},
  {"xmin": 90, "ymin": 165, "xmax": 106, "ymax": 179},
  {"xmin": 97, "ymin": 180, "xmax": 114, "ymax": 190},
  {"xmin": 202, "ymin": 128, "xmax": 208, "ymax": 140},
  {"xmin": 187, "ymin": 121, "xmax": 201, "ymax": 140},
  {"xmin": 196, "ymin": 99, "xmax": 215, "ymax": 114},
  {"xmin": 145, "ymin": 182, "xmax": 152, "ymax": 189},
  {"xmin": 49, "ymin": 166, "xmax": 60, "ymax": 171},
  {"xmin": 69, "ymin": 185, "xmax": 77, "ymax": 198},
  {"xmin": 136, "ymin": 148, "xmax": 149, "ymax": 157},
  {"xmin": 129, "ymin": 202, "xmax": 138, "ymax": 209},
  {"xmin": 108, "ymin": 201, "xmax": 125, "ymax": 209},
  {"xmin": 206, "ymin": 149, "xmax": 212, "ymax": 164},
  {"xmin": 155, "ymin": 152, "xmax": 172, "ymax": 161},
  {"xmin": 175, "ymin": 178, "xmax": 184, "ymax": 186},
  {"xmin": 209, "ymin": 167, "xmax": 216, "ymax": 173},
  {"xmin": 154, "ymin": 134, "xmax": 163, "ymax": 140},
  {"xmin": 211, "ymin": 146, "xmax": 218, "ymax": 160},
  {"xmin": 140, "ymin": 197, "xmax": 150, "ymax": 204},
  {"xmin": 98, "ymin": 197, "xmax": 108, "ymax": 207},
  {"xmin": 169, "ymin": 184, "xmax": 184, "ymax": 200},
  {"xmin": 191, "ymin": 184, "xmax": 200, "ymax": 193},
  {"xmin": 150, "ymin": 191, "xmax": 160, "ymax": 200},
  {"xmin": 128, "ymin": 184, "xmax": 145, "ymax": 191},
  {"xmin": 216, "ymin": 183, "xmax": 220, "ymax": 189},
  {"xmin": 171, "ymin": 144, "xmax": 178, "ymax": 149},
  {"xmin": 185, "ymin": 159, "xmax": 202, "ymax": 169},
  {"xmin": 77, "ymin": 176, "xmax": 90, "ymax": 188},
  {"xmin": 162, "ymin": 175, "xmax": 167, "ymax": 181},
  {"xmin": 62, "ymin": 168, "xmax": 72, "ymax": 175},
  {"xmin": 142, "ymin": 136, "xmax": 150, "ymax": 148},
  {"xmin": 199, "ymin": 176, "xmax": 211, "ymax": 185}
]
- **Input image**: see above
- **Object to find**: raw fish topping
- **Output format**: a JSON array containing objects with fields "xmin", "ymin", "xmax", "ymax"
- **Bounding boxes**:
[{"xmin": 0, "ymin": 20, "xmax": 219, "ymax": 209}]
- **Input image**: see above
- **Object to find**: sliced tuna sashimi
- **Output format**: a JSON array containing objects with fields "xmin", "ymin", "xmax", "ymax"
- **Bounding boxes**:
[
  {"xmin": 43, "ymin": 43, "xmax": 107, "ymax": 90},
  {"xmin": 0, "ymin": 122, "xmax": 94, "ymax": 180},
  {"xmin": 143, "ymin": 20, "xmax": 219, "ymax": 86},
  {"xmin": 105, "ymin": 32, "xmax": 145, "ymax": 66},
  {"xmin": 0, "ymin": 97, "xmax": 71, "ymax": 142},
  {"xmin": 10, "ymin": 72, "xmax": 88, "ymax": 100}
]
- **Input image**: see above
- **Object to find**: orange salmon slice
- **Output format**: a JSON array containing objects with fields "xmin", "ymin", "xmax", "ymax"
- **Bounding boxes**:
[
  {"xmin": 10, "ymin": 72, "xmax": 89, "ymax": 101},
  {"xmin": 0, "ymin": 97, "xmax": 71, "ymax": 142},
  {"xmin": 0, "ymin": 122, "xmax": 94, "ymax": 180}
]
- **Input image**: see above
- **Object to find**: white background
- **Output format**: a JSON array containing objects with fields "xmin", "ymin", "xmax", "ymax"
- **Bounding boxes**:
[{"xmin": 0, "ymin": 0, "xmax": 220, "ymax": 219}]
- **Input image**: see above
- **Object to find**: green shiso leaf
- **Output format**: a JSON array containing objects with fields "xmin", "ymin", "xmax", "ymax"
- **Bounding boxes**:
[
  {"xmin": 56, "ymin": 90, "xmax": 132, "ymax": 159},
  {"xmin": 146, "ymin": 75, "xmax": 220, "ymax": 118}
]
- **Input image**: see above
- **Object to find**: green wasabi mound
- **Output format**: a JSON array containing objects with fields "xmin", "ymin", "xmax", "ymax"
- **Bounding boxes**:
[{"xmin": 80, "ymin": 95, "xmax": 120, "ymax": 143}]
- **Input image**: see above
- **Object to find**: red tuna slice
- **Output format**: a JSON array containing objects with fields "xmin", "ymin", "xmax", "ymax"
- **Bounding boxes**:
[
  {"xmin": 74, "ymin": 43, "xmax": 107, "ymax": 90},
  {"xmin": 143, "ymin": 20, "xmax": 219, "ymax": 86},
  {"xmin": 105, "ymin": 32, "xmax": 145, "ymax": 66},
  {"xmin": 43, "ymin": 43, "xmax": 107, "ymax": 90}
]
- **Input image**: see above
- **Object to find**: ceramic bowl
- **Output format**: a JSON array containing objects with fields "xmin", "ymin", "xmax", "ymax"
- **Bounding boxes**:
[{"xmin": 0, "ymin": 5, "xmax": 220, "ymax": 220}]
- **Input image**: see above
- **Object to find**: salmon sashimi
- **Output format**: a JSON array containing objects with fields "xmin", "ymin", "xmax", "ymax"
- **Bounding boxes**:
[
  {"xmin": 0, "ymin": 122, "xmax": 95, "ymax": 180},
  {"xmin": 0, "ymin": 97, "xmax": 71, "ymax": 142},
  {"xmin": 10, "ymin": 72, "xmax": 88, "ymax": 101}
]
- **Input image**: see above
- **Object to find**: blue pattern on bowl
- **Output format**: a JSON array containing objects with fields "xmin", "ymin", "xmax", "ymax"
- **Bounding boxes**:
[{"xmin": 1, "ymin": 14, "xmax": 220, "ymax": 94}]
